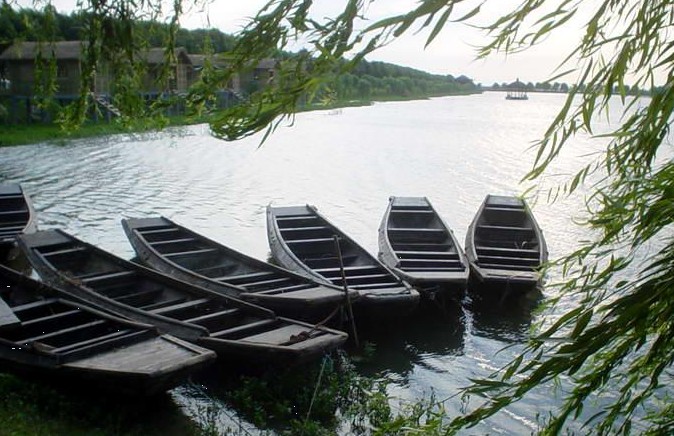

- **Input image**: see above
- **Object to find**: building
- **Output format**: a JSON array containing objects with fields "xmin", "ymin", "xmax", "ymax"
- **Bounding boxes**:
[{"xmin": 0, "ymin": 41, "xmax": 197, "ymax": 97}]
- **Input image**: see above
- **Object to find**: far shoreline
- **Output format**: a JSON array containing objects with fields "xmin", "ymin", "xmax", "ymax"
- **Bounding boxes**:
[{"xmin": 0, "ymin": 90, "xmax": 482, "ymax": 147}]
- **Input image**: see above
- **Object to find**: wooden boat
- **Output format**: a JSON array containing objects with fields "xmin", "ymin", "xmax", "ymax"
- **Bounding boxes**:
[
  {"xmin": 0, "ymin": 263, "xmax": 215, "ymax": 396},
  {"xmin": 18, "ymin": 230, "xmax": 348, "ymax": 365},
  {"xmin": 378, "ymin": 197, "xmax": 469, "ymax": 297},
  {"xmin": 267, "ymin": 205, "xmax": 420, "ymax": 315},
  {"xmin": 0, "ymin": 184, "xmax": 37, "ymax": 258},
  {"xmin": 122, "ymin": 216, "xmax": 357, "ymax": 322},
  {"xmin": 465, "ymin": 195, "xmax": 548, "ymax": 288}
]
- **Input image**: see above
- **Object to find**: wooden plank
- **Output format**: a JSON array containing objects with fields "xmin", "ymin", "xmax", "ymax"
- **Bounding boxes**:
[
  {"xmin": 81, "ymin": 270, "xmax": 135, "ymax": 284},
  {"xmin": 477, "ymin": 225, "xmax": 534, "ymax": 232},
  {"xmin": 210, "ymin": 318, "xmax": 277, "ymax": 338},
  {"xmin": 184, "ymin": 308, "xmax": 239, "ymax": 324},
  {"xmin": 241, "ymin": 323, "xmax": 309, "ymax": 345},
  {"xmin": 151, "ymin": 298, "xmax": 210, "ymax": 315},
  {"xmin": 164, "ymin": 248, "xmax": 218, "ymax": 258},
  {"xmin": 149, "ymin": 237, "xmax": 197, "ymax": 246}
]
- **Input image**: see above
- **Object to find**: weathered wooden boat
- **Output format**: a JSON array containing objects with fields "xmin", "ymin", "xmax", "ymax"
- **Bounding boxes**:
[
  {"xmin": 0, "ymin": 263, "xmax": 215, "ymax": 396},
  {"xmin": 0, "ymin": 184, "xmax": 37, "ymax": 258},
  {"xmin": 122, "ymin": 217, "xmax": 357, "ymax": 322},
  {"xmin": 18, "ymin": 230, "xmax": 348, "ymax": 365},
  {"xmin": 378, "ymin": 197, "xmax": 469, "ymax": 297},
  {"xmin": 465, "ymin": 195, "xmax": 548, "ymax": 289},
  {"xmin": 267, "ymin": 205, "xmax": 420, "ymax": 315}
]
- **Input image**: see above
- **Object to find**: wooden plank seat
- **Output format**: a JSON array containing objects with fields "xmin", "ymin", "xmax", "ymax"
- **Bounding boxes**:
[
  {"xmin": 285, "ymin": 237, "xmax": 334, "ymax": 245},
  {"xmin": 150, "ymin": 298, "xmax": 211, "ymax": 316},
  {"xmin": 251, "ymin": 283, "xmax": 314, "ymax": 295},
  {"xmin": 404, "ymin": 266, "xmax": 465, "ymax": 271},
  {"xmin": 40, "ymin": 246, "xmax": 87, "ymax": 260},
  {"xmin": 223, "ymin": 271, "xmax": 278, "ymax": 283},
  {"xmin": 476, "ymin": 245, "xmax": 539, "ymax": 255},
  {"xmin": 388, "ymin": 227, "xmax": 445, "ymax": 233},
  {"xmin": 210, "ymin": 318, "xmax": 278, "ymax": 339},
  {"xmin": 238, "ymin": 277, "xmax": 294, "ymax": 290},
  {"xmin": 19, "ymin": 319, "xmax": 108, "ymax": 344},
  {"xmin": 138, "ymin": 297, "xmax": 187, "ymax": 311},
  {"xmin": 52, "ymin": 330, "xmax": 152, "ymax": 362},
  {"xmin": 302, "ymin": 255, "xmax": 358, "ymax": 269},
  {"xmin": 477, "ymin": 224, "xmax": 534, "ymax": 232},
  {"xmin": 115, "ymin": 287, "xmax": 165, "ymax": 306},
  {"xmin": 478, "ymin": 262, "xmax": 537, "ymax": 271},
  {"xmin": 184, "ymin": 308, "xmax": 240, "ymax": 325},
  {"xmin": 347, "ymin": 283, "xmax": 407, "ymax": 290},
  {"xmin": 477, "ymin": 255, "xmax": 540, "ymax": 265},
  {"xmin": 81, "ymin": 270, "xmax": 136, "ymax": 286},
  {"xmin": 163, "ymin": 248, "xmax": 218, "ymax": 258},
  {"xmin": 11, "ymin": 298, "xmax": 60, "ymax": 315},
  {"xmin": 314, "ymin": 265, "xmax": 381, "ymax": 274},
  {"xmin": 20, "ymin": 308, "xmax": 82, "ymax": 327},
  {"xmin": 148, "ymin": 237, "xmax": 198, "ymax": 247}
]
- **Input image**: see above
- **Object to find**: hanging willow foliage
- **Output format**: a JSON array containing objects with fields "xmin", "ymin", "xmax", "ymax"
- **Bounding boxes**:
[{"xmin": 208, "ymin": 0, "xmax": 674, "ymax": 433}]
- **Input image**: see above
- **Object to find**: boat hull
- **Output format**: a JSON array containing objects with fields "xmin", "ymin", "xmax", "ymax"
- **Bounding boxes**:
[
  {"xmin": 377, "ymin": 196, "xmax": 469, "ymax": 299},
  {"xmin": 267, "ymin": 204, "xmax": 420, "ymax": 318},
  {"xmin": 122, "ymin": 217, "xmax": 354, "ymax": 322},
  {"xmin": 0, "ymin": 264, "xmax": 215, "ymax": 396},
  {"xmin": 18, "ymin": 230, "xmax": 348, "ymax": 366}
]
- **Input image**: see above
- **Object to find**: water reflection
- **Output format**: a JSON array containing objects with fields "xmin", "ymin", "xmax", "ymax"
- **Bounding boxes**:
[{"xmin": 354, "ymin": 302, "xmax": 465, "ymax": 378}]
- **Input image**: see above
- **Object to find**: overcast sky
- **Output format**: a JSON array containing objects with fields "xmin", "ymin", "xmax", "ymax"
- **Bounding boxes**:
[{"xmin": 20, "ymin": 0, "xmax": 590, "ymax": 85}]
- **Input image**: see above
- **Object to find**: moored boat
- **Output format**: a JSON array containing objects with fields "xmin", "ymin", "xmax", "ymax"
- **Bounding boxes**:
[
  {"xmin": 378, "ymin": 196, "xmax": 469, "ymax": 298},
  {"xmin": 0, "ymin": 184, "xmax": 37, "ymax": 258},
  {"xmin": 122, "ymin": 216, "xmax": 356, "ymax": 322},
  {"xmin": 465, "ymin": 195, "xmax": 547, "ymax": 290},
  {"xmin": 267, "ymin": 205, "xmax": 420, "ymax": 316},
  {"xmin": 0, "ymin": 263, "xmax": 215, "ymax": 396},
  {"xmin": 18, "ymin": 230, "xmax": 348, "ymax": 365}
]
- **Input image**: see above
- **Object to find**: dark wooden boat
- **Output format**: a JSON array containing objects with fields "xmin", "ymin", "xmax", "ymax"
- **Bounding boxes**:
[
  {"xmin": 122, "ymin": 217, "xmax": 357, "ymax": 322},
  {"xmin": 378, "ymin": 196, "xmax": 469, "ymax": 297},
  {"xmin": 267, "ymin": 205, "xmax": 420, "ymax": 315},
  {"xmin": 0, "ymin": 184, "xmax": 37, "ymax": 258},
  {"xmin": 18, "ymin": 230, "xmax": 348, "ymax": 365},
  {"xmin": 465, "ymin": 195, "xmax": 548, "ymax": 288},
  {"xmin": 0, "ymin": 263, "xmax": 215, "ymax": 396}
]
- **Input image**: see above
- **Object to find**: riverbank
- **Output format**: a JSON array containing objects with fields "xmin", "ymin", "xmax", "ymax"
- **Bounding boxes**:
[{"xmin": 0, "ymin": 90, "xmax": 481, "ymax": 147}]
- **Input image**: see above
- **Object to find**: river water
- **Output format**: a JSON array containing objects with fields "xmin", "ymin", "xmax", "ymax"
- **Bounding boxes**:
[{"xmin": 0, "ymin": 92, "xmax": 616, "ymax": 433}]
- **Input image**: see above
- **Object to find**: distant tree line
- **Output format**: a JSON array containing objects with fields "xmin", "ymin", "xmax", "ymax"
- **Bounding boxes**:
[
  {"xmin": 490, "ymin": 80, "xmax": 658, "ymax": 96},
  {"xmin": 0, "ymin": 5, "xmax": 480, "ymax": 105}
]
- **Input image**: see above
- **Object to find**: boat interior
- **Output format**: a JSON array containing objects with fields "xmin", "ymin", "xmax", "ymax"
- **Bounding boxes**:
[
  {"xmin": 473, "ymin": 197, "xmax": 541, "ymax": 271},
  {"xmin": 0, "ymin": 267, "xmax": 155, "ymax": 364},
  {"xmin": 130, "ymin": 221, "xmax": 315, "ymax": 296},
  {"xmin": 27, "ymin": 233, "xmax": 286, "ymax": 341},
  {"xmin": 274, "ymin": 209, "xmax": 406, "ymax": 292},
  {"xmin": 386, "ymin": 200, "xmax": 464, "ymax": 272}
]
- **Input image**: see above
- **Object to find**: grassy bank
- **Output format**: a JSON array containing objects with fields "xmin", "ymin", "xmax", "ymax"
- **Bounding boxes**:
[
  {"xmin": 0, "ymin": 373, "xmax": 200, "ymax": 435},
  {"xmin": 0, "ymin": 90, "xmax": 482, "ymax": 147}
]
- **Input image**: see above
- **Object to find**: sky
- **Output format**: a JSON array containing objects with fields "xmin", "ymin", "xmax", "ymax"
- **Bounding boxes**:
[{"xmin": 18, "ymin": 0, "xmax": 591, "ymax": 85}]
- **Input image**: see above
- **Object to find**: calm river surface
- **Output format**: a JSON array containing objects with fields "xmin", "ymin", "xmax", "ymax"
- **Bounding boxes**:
[{"xmin": 1, "ymin": 92, "xmax": 616, "ymax": 433}]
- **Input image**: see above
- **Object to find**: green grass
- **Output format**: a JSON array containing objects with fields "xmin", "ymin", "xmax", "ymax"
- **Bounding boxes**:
[{"xmin": 0, "ymin": 372, "xmax": 199, "ymax": 436}]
